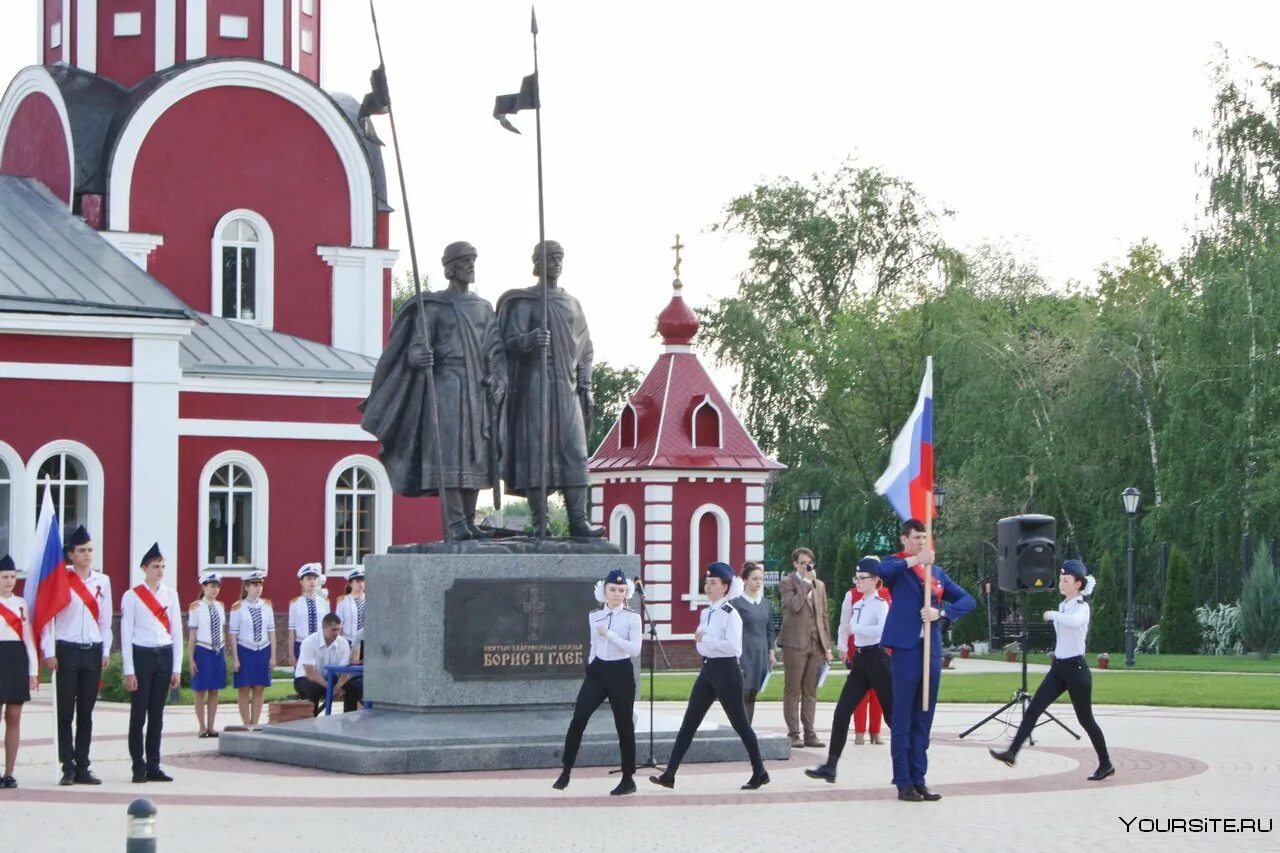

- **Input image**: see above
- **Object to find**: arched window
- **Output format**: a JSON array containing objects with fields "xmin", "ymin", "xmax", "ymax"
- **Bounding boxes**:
[
  {"xmin": 609, "ymin": 504, "xmax": 636, "ymax": 555},
  {"xmin": 212, "ymin": 209, "xmax": 274, "ymax": 328},
  {"xmin": 686, "ymin": 503, "xmax": 730, "ymax": 608},
  {"xmin": 691, "ymin": 395, "xmax": 722, "ymax": 449},
  {"xmin": 325, "ymin": 456, "xmax": 392, "ymax": 574},
  {"xmin": 0, "ymin": 454, "xmax": 12, "ymax": 560},
  {"xmin": 27, "ymin": 441, "xmax": 104, "ymax": 555},
  {"xmin": 619, "ymin": 403, "xmax": 637, "ymax": 449},
  {"xmin": 198, "ymin": 451, "xmax": 269, "ymax": 576}
]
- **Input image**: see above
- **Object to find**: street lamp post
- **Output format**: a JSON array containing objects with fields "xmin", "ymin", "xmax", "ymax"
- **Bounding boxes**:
[
  {"xmin": 1122, "ymin": 486, "xmax": 1141, "ymax": 669},
  {"xmin": 798, "ymin": 491, "xmax": 822, "ymax": 547}
]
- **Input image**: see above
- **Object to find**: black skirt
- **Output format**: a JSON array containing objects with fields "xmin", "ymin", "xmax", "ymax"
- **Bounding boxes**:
[{"xmin": 0, "ymin": 641, "xmax": 32, "ymax": 703}]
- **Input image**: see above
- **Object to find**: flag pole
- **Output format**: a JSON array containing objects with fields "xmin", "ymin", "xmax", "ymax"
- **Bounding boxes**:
[
  {"xmin": 368, "ymin": 1, "xmax": 451, "ymax": 540},
  {"xmin": 531, "ymin": 6, "xmax": 551, "ymax": 537},
  {"xmin": 922, "ymin": 492, "xmax": 934, "ymax": 712}
]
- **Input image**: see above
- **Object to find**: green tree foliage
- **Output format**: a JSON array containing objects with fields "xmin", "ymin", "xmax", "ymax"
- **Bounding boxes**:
[
  {"xmin": 390, "ymin": 271, "xmax": 430, "ymax": 316},
  {"xmin": 589, "ymin": 362, "xmax": 644, "ymax": 455},
  {"xmin": 1089, "ymin": 553, "xmax": 1125, "ymax": 655},
  {"xmin": 1160, "ymin": 548, "xmax": 1199, "ymax": 654},
  {"xmin": 1239, "ymin": 547, "xmax": 1280, "ymax": 659}
]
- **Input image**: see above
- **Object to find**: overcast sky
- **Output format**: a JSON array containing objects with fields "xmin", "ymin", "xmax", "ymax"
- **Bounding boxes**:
[{"xmin": 4, "ymin": 1, "xmax": 1278, "ymax": 392}]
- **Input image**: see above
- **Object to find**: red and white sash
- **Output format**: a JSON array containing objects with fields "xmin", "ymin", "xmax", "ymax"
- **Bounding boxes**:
[
  {"xmin": 0, "ymin": 599, "xmax": 24, "ymax": 638},
  {"xmin": 132, "ymin": 584, "xmax": 171, "ymax": 635},
  {"xmin": 66, "ymin": 571, "xmax": 101, "ymax": 622}
]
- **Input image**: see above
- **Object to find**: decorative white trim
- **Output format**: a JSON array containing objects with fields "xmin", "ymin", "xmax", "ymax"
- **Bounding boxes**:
[
  {"xmin": 219, "ymin": 14, "xmax": 250, "ymax": 39},
  {"xmin": 61, "ymin": 1, "xmax": 71, "ymax": 56},
  {"xmin": 643, "ymin": 564, "xmax": 671, "ymax": 582},
  {"xmin": 186, "ymin": 0, "xmax": 207, "ymax": 60},
  {"xmin": 0, "ymin": 67, "xmax": 75, "ymax": 209},
  {"xmin": 100, "ymin": 231, "xmax": 165, "ymax": 270},
  {"xmin": 115, "ymin": 11, "xmax": 143, "ymax": 37},
  {"xmin": 155, "ymin": 0, "xmax": 177, "ymax": 68},
  {"xmin": 300, "ymin": 27, "xmax": 312, "ymax": 54},
  {"xmin": 323, "ymin": 454, "xmax": 391, "ymax": 574},
  {"xmin": 50, "ymin": 21, "xmax": 62, "ymax": 50},
  {"xmin": 640, "ymin": 583, "xmax": 671, "ymax": 602},
  {"xmin": 745, "ymin": 543, "xmax": 764, "ymax": 562},
  {"xmin": 590, "ymin": 485, "xmax": 603, "ymax": 504},
  {"xmin": 289, "ymin": 0, "xmax": 300, "ymax": 70},
  {"xmin": 178, "ymin": 375, "xmax": 370, "ymax": 397},
  {"xmin": 593, "ymin": 470, "xmax": 772, "ymax": 486},
  {"xmin": 178, "ymin": 419, "xmax": 375, "ymax": 441},
  {"xmin": 37, "ymin": 0, "xmax": 44, "ymax": 64},
  {"xmin": 608, "ymin": 504, "xmax": 635, "ymax": 555},
  {"xmin": 317, "ymin": 245, "xmax": 398, "ymax": 358},
  {"xmin": 211, "ymin": 208, "xmax": 275, "ymax": 329},
  {"xmin": 316, "ymin": 0, "xmax": 327, "ymax": 86},
  {"xmin": 197, "ymin": 450, "xmax": 269, "ymax": 577},
  {"xmin": 644, "ymin": 503, "xmax": 671, "ymax": 522},
  {"xmin": 643, "ymin": 484, "xmax": 672, "ymax": 502},
  {"xmin": 686, "ymin": 503, "xmax": 730, "ymax": 610},
  {"xmin": 744, "ymin": 524, "xmax": 764, "ymax": 543},
  {"xmin": 76, "ymin": 0, "xmax": 97, "ymax": 71},
  {"xmin": 643, "ymin": 543, "xmax": 671, "ymax": 562},
  {"xmin": 0, "ymin": 362, "xmax": 131, "ymax": 383},
  {"xmin": 263, "ymin": 0, "xmax": 284, "ymax": 64},
  {"xmin": 0, "ymin": 440, "xmax": 27, "ymax": 572},
  {"xmin": 690, "ymin": 393, "xmax": 724, "ymax": 449},
  {"xmin": 644, "ymin": 523, "xmax": 672, "ymax": 543},
  {"xmin": 745, "ymin": 504, "xmax": 764, "ymax": 524},
  {"xmin": 0, "ymin": 313, "xmax": 194, "ymax": 338},
  {"xmin": 109, "ymin": 61, "xmax": 376, "ymax": 247},
  {"xmin": 645, "ymin": 603, "xmax": 672, "ymax": 622},
  {"xmin": 746, "ymin": 485, "xmax": 765, "ymax": 503},
  {"xmin": 26, "ymin": 440, "xmax": 106, "ymax": 572},
  {"xmin": 645, "ymin": 354, "xmax": 676, "ymax": 466},
  {"xmin": 129, "ymin": 336, "xmax": 182, "ymax": 585}
]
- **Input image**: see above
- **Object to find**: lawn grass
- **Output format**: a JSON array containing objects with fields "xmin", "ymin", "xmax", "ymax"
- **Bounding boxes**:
[
  {"xmin": 971, "ymin": 652, "xmax": 1280, "ymax": 673},
  {"xmin": 640, "ymin": 670, "xmax": 1280, "ymax": 709}
]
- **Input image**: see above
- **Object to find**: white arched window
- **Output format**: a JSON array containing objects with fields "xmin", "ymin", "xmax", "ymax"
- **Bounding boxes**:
[
  {"xmin": 686, "ymin": 503, "xmax": 730, "ymax": 609},
  {"xmin": 0, "ymin": 441, "xmax": 22, "ymax": 562},
  {"xmin": 199, "ymin": 451, "xmax": 269, "ymax": 577},
  {"xmin": 691, "ymin": 395, "xmax": 723, "ymax": 449},
  {"xmin": 26, "ymin": 441, "xmax": 105, "ymax": 565},
  {"xmin": 325, "ymin": 455, "xmax": 392, "ymax": 574},
  {"xmin": 609, "ymin": 504, "xmax": 636, "ymax": 555},
  {"xmin": 212, "ymin": 209, "xmax": 274, "ymax": 328}
]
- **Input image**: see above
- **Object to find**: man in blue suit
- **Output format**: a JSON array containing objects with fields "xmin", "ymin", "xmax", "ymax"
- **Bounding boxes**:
[{"xmin": 877, "ymin": 518, "xmax": 976, "ymax": 802}]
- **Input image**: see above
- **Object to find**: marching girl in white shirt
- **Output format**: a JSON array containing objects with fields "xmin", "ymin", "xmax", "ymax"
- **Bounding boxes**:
[
  {"xmin": 553, "ymin": 568, "xmax": 642, "ymax": 796},
  {"xmin": 229, "ymin": 571, "xmax": 275, "ymax": 727},
  {"xmin": 990, "ymin": 559, "xmax": 1114, "ymax": 780},
  {"xmin": 188, "ymin": 573, "xmax": 228, "ymax": 738},
  {"xmin": 0, "ymin": 555, "xmax": 38, "ymax": 789}
]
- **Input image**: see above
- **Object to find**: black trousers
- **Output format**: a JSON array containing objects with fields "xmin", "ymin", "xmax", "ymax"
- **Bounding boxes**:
[
  {"xmin": 561, "ymin": 658, "xmax": 636, "ymax": 775},
  {"xmin": 667, "ymin": 657, "xmax": 765, "ymax": 776},
  {"xmin": 294, "ymin": 675, "xmax": 363, "ymax": 716},
  {"xmin": 128, "ymin": 645, "xmax": 173, "ymax": 771},
  {"xmin": 55, "ymin": 641, "xmax": 103, "ymax": 774},
  {"xmin": 828, "ymin": 645, "xmax": 893, "ymax": 763},
  {"xmin": 743, "ymin": 689, "xmax": 760, "ymax": 724},
  {"xmin": 1010, "ymin": 656, "xmax": 1111, "ymax": 764}
]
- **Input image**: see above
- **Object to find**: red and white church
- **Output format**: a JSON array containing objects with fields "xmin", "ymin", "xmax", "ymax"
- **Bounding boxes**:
[{"xmin": 0, "ymin": 0, "xmax": 434, "ymax": 605}]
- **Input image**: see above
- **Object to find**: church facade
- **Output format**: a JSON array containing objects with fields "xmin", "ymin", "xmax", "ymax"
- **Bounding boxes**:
[{"xmin": 0, "ymin": 1, "xmax": 435, "ymax": 604}]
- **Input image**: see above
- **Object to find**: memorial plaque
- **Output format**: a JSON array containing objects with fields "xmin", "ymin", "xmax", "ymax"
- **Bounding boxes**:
[{"xmin": 444, "ymin": 578, "xmax": 596, "ymax": 679}]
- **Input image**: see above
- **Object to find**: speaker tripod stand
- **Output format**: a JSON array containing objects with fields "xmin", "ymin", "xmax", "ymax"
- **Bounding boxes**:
[{"xmin": 958, "ymin": 591, "xmax": 1079, "ymax": 743}]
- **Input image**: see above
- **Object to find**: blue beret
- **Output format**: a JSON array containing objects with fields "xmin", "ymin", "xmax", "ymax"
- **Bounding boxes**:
[
  {"xmin": 705, "ymin": 562, "xmax": 734, "ymax": 583},
  {"xmin": 66, "ymin": 525, "xmax": 91, "ymax": 548},
  {"xmin": 603, "ymin": 569, "xmax": 628, "ymax": 586},
  {"xmin": 1062, "ymin": 559, "xmax": 1088, "ymax": 579},
  {"xmin": 0, "ymin": 554, "xmax": 15, "ymax": 572},
  {"xmin": 140, "ymin": 542, "xmax": 163, "ymax": 566},
  {"xmin": 857, "ymin": 556, "xmax": 882, "ymax": 575}
]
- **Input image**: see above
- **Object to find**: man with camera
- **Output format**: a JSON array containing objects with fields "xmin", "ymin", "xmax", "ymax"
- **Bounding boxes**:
[{"xmin": 778, "ymin": 547, "xmax": 833, "ymax": 748}]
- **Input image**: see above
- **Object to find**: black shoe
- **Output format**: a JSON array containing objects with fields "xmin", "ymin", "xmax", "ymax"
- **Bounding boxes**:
[
  {"xmin": 132, "ymin": 769, "xmax": 148, "ymax": 783},
  {"xmin": 610, "ymin": 776, "xmax": 637, "ymax": 796},
  {"xmin": 1087, "ymin": 763, "xmax": 1115, "ymax": 781},
  {"xmin": 648, "ymin": 773, "xmax": 675, "ymax": 789},
  {"xmin": 897, "ymin": 786, "xmax": 923, "ymax": 802},
  {"xmin": 569, "ymin": 524, "xmax": 607, "ymax": 538},
  {"xmin": 466, "ymin": 524, "xmax": 495, "ymax": 540},
  {"xmin": 59, "ymin": 770, "xmax": 75, "ymax": 786},
  {"xmin": 146, "ymin": 769, "xmax": 174, "ymax": 782},
  {"xmin": 915, "ymin": 784, "xmax": 942, "ymax": 801},
  {"xmin": 0, "ymin": 775, "xmax": 16, "ymax": 789},
  {"xmin": 804, "ymin": 764, "xmax": 837, "ymax": 783},
  {"xmin": 989, "ymin": 748, "xmax": 1016, "ymax": 767},
  {"xmin": 741, "ymin": 771, "xmax": 770, "ymax": 790},
  {"xmin": 74, "ymin": 771, "xmax": 102, "ymax": 785},
  {"xmin": 551, "ymin": 771, "xmax": 570, "ymax": 790}
]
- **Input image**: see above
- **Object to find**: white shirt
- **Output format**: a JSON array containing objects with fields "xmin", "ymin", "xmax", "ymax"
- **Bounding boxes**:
[
  {"xmin": 229, "ymin": 598, "xmax": 275, "ymax": 651},
  {"xmin": 695, "ymin": 598, "xmax": 743, "ymax": 659},
  {"xmin": 587, "ymin": 605, "xmax": 643, "ymax": 663},
  {"xmin": 288, "ymin": 594, "xmax": 331, "ymax": 637},
  {"xmin": 39, "ymin": 569, "xmax": 112, "ymax": 652},
  {"xmin": 294, "ymin": 631, "xmax": 353, "ymax": 679},
  {"xmin": 335, "ymin": 594, "xmax": 366, "ymax": 643},
  {"xmin": 120, "ymin": 583, "xmax": 184, "ymax": 676},
  {"xmin": 0, "ymin": 594, "xmax": 39, "ymax": 677},
  {"xmin": 1046, "ymin": 595, "xmax": 1091, "ymax": 659},
  {"xmin": 188, "ymin": 598, "xmax": 228, "ymax": 649},
  {"xmin": 838, "ymin": 591, "xmax": 888, "ymax": 650}
]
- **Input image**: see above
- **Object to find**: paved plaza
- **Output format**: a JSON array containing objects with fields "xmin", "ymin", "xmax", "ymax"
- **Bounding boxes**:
[{"xmin": 3, "ymin": 667, "xmax": 1276, "ymax": 853}]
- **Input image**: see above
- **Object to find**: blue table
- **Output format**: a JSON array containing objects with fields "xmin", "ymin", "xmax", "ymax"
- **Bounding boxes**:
[{"xmin": 323, "ymin": 664, "xmax": 366, "ymax": 715}]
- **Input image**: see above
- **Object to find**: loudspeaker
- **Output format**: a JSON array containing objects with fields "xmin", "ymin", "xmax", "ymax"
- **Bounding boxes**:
[{"xmin": 996, "ymin": 514, "xmax": 1056, "ymax": 593}]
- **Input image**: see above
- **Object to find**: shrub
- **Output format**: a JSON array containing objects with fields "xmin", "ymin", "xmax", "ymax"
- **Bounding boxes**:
[
  {"xmin": 1136, "ymin": 623, "xmax": 1160, "ymax": 654},
  {"xmin": 1089, "ymin": 552, "xmax": 1125, "ymax": 654},
  {"xmin": 1160, "ymin": 547, "xmax": 1198, "ymax": 654},
  {"xmin": 1196, "ymin": 602, "xmax": 1243, "ymax": 656},
  {"xmin": 1239, "ymin": 549, "xmax": 1280, "ymax": 660}
]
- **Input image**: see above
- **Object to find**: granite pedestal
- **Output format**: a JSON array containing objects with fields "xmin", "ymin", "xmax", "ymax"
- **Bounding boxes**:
[{"xmin": 220, "ymin": 553, "xmax": 791, "ymax": 774}]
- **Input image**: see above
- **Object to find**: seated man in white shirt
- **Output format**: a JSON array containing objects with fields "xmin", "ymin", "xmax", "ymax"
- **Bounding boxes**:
[{"xmin": 292, "ymin": 614, "xmax": 360, "ymax": 716}]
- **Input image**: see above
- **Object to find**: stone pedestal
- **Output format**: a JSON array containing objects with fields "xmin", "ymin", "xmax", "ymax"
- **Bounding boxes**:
[{"xmin": 220, "ymin": 553, "xmax": 791, "ymax": 774}]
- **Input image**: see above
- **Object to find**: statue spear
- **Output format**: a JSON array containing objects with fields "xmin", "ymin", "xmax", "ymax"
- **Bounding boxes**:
[
  {"xmin": 366, "ymin": 1, "xmax": 452, "ymax": 540},
  {"xmin": 531, "ymin": 7, "xmax": 551, "ymax": 538}
]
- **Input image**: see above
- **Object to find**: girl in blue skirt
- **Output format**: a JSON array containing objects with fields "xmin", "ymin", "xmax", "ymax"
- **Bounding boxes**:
[
  {"xmin": 229, "ymin": 571, "xmax": 275, "ymax": 727},
  {"xmin": 188, "ymin": 573, "xmax": 228, "ymax": 737}
]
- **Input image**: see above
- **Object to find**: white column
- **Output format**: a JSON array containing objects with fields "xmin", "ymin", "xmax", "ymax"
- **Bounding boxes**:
[
  {"xmin": 185, "ymin": 0, "xmax": 207, "ymax": 60},
  {"xmin": 101, "ymin": 232, "xmax": 164, "ymax": 270},
  {"xmin": 60, "ymin": 0, "xmax": 71, "ymax": 62},
  {"xmin": 289, "ymin": 0, "xmax": 300, "ymax": 71},
  {"xmin": 76, "ymin": 0, "xmax": 97, "ymax": 72},
  {"xmin": 641, "ymin": 482, "xmax": 674, "ymax": 630},
  {"xmin": 263, "ymin": 0, "xmax": 284, "ymax": 64},
  {"xmin": 130, "ymin": 336, "xmax": 184, "ymax": 586},
  {"xmin": 36, "ymin": 0, "xmax": 44, "ymax": 64},
  {"xmin": 317, "ymin": 245, "xmax": 397, "ymax": 357},
  {"xmin": 155, "ymin": 0, "xmax": 177, "ymax": 70}
]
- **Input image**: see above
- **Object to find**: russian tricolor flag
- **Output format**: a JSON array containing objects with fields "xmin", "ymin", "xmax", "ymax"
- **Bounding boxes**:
[
  {"xmin": 874, "ymin": 357, "xmax": 934, "ymax": 522},
  {"xmin": 25, "ymin": 484, "xmax": 69, "ymax": 659}
]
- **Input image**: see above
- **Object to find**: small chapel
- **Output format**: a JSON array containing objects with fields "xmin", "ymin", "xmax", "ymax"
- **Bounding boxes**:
[{"xmin": 0, "ymin": 1, "xmax": 432, "ymax": 603}]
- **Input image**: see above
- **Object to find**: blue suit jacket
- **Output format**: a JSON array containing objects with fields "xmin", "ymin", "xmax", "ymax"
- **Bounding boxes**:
[{"xmin": 877, "ymin": 554, "xmax": 976, "ymax": 651}]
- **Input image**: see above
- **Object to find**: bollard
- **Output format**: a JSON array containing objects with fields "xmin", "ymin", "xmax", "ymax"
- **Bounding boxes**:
[{"xmin": 126, "ymin": 798, "xmax": 157, "ymax": 852}]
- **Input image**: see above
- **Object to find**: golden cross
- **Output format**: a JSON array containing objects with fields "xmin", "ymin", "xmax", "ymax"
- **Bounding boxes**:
[{"xmin": 671, "ymin": 234, "xmax": 685, "ymax": 281}]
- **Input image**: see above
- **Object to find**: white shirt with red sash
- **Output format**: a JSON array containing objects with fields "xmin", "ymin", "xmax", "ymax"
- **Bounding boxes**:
[
  {"xmin": 39, "ymin": 569, "xmax": 112, "ymax": 654},
  {"xmin": 120, "ymin": 582, "xmax": 184, "ymax": 676},
  {"xmin": 0, "ymin": 593, "xmax": 39, "ymax": 676}
]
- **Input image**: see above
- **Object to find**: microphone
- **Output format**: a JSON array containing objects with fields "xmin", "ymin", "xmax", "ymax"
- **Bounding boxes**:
[{"xmin": 634, "ymin": 578, "xmax": 645, "ymax": 594}]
